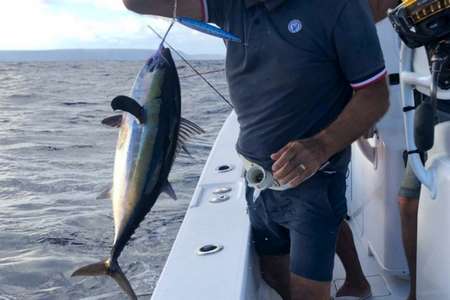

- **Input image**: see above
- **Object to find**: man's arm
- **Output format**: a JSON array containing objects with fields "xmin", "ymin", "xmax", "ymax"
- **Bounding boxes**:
[
  {"xmin": 123, "ymin": 0, "xmax": 204, "ymax": 19},
  {"xmin": 368, "ymin": 0, "xmax": 399, "ymax": 23},
  {"xmin": 272, "ymin": 80, "xmax": 389, "ymax": 187},
  {"xmin": 271, "ymin": 0, "xmax": 389, "ymax": 187}
]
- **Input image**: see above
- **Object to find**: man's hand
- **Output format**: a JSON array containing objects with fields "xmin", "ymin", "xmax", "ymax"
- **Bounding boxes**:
[
  {"xmin": 363, "ymin": 126, "xmax": 377, "ymax": 139},
  {"xmin": 271, "ymin": 79, "xmax": 389, "ymax": 189},
  {"xmin": 271, "ymin": 137, "xmax": 329, "ymax": 188}
]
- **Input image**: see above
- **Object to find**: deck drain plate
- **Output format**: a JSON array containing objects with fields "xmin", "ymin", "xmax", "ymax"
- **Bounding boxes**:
[
  {"xmin": 213, "ymin": 187, "xmax": 232, "ymax": 194},
  {"xmin": 197, "ymin": 244, "xmax": 224, "ymax": 256},
  {"xmin": 215, "ymin": 164, "xmax": 234, "ymax": 173},
  {"xmin": 210, "ymin": 194, "xmax": 230, "ymax": 203}
]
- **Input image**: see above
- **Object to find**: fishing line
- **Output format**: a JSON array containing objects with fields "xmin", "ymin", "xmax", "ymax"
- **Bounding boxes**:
[
  {"xmin": 180, "ymin": 68, "xmax": 225, "ymax": 79},
  {"xmin": 160, "ymin": 20, "xmax": 175, "ymax": 45},
  {"xmin": 147, "ymin": 24, "xmax": 233, "ymax": 109},
  {"xmin": 156, "ymin": 0, "xmax": 177, "ymax": 48}
]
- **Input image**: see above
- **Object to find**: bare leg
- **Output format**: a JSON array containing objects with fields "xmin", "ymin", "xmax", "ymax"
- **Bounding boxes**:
[
  {"xmin": 290, "ymin": 273, "xmax": 330, "ymax": 300},
  {"xmin": 260, "ymin": 255, "xmax": 291, "ymax": 300},
  {"xmin": 335, "ymin": 221, "xmax": 371, "ymax": 297},
  {"xmin": 398, "ymin": 196, "xmax": 419, "ymax": 300}
]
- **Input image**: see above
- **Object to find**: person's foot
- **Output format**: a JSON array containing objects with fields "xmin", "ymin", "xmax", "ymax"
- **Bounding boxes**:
[{"xmin": 335, "ymin": 279, "xmax": 371, "ymax": 299}]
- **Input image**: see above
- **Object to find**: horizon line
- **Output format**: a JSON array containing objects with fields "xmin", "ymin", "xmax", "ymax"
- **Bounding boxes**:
[{"xmin": 0, "ymin": 48, "xmax": 226, "ymax": 55}]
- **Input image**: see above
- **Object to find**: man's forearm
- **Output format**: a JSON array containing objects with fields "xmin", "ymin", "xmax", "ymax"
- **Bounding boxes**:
[
  {"xmin": 123, "ymin": 0, "xmax": 203, "ymax": 19},
  {"xmin": 271, "ymin": 80, "xmax": 389, "ymax": 187},
  {"xmin": 123, "ymin": 0, "xmax": 172, "ymax": 15},
  {"xmin": 315, "ymin": 80, "xmax": 389, "ymax": 160}
]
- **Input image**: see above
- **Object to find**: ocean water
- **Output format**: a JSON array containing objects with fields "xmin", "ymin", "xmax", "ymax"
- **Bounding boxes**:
[{"xmin": 0, "ymin": 59, "xmax": 229, "ymax": 299}]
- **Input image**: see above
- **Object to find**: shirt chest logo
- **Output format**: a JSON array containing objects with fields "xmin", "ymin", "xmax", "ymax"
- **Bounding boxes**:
[{"xmin": 288, "ymin": 19, "xmax": 302, "ymax": 34}]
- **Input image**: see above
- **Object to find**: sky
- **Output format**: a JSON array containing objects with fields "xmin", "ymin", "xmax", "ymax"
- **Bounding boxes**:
[{"xmin": 0, "ymin": 0, "xmax": 225, "ymax": 55}]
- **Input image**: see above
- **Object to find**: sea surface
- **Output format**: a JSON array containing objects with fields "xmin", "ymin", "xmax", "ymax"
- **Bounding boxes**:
[{"xmin": 0, "ymin": 59, "xmax": 230, "ymax": 299}]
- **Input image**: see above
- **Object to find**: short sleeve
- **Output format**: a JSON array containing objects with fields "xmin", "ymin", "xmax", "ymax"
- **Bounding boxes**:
[
  {"xmin": 334, "ymin": 0, "xmax": 387, "ymax": 90},
  {"xmin": 205, "ymin": 0, "xmax": 227, "ymax": 27}
]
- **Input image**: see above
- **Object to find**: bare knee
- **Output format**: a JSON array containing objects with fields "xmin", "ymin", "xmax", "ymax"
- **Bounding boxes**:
[
  {"xmin": 260, "ymin": 255, "xmax": 289, "ymax": 279},
  {"xmin": 290, "ymin": 273, "xmax": 330, "ymax": 300},
  {"xmin": 261, "ymin": 269, "xmax": 282, "ymax": 288},
  {"xmin": 260, "ymin": 255, "xmax": 291, "ymax": 299}
]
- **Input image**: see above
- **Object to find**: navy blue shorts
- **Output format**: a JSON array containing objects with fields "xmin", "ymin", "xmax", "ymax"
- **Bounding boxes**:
[{"xmin": 245, "ymin": 152, "xmax": 349, "ymax": 282}]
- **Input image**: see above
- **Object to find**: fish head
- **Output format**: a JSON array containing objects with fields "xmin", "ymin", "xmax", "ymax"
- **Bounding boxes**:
[
  {"xmin": 130, "ymin": 47, "xmax": 179, "ymax": 112},
  {"xmin": 144, "ymin": 47, "xmax": 174, "ymax": 73}
]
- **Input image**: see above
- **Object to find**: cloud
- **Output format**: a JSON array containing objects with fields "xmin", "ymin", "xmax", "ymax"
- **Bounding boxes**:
[
  {"xmin": 0, "ymin": 0, "xmax": 225, "ymax": 54},
  {"xmin": 59, "ymin": 0, "xmax": 126, "ymax": 11}
]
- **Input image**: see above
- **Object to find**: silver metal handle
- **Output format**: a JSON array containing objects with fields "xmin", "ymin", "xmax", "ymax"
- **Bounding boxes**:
[
  {"xmin": 356, "ymin": 136, "xmax": 377, "ymax": 168},
  {"xmin": 400, "ymin": 43, "xmax": 436, "ymax": 198}
]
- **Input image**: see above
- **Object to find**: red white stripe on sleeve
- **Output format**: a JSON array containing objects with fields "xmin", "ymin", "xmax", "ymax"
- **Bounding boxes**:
[
  {"xmin": 350, "ymin": 68, "xmax": 387, "ymax": 90},
  {"xmin": 200, "ymin": 0, "xmax": 209, "ymax": 22}
]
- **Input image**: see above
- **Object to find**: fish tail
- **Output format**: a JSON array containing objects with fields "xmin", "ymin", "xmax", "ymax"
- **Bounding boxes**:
[{"xmin": 71, "ymin": 259, "xmax": 137, "ymax": 300}]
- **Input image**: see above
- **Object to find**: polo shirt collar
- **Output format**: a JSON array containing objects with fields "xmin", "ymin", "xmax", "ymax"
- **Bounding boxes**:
[{"xmin": 245, "ymin": 0, "xmax": 286, "ymax": 11}]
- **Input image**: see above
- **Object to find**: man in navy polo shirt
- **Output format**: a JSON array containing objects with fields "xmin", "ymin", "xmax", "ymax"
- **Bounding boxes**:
[{"xmin": 124, "ymin": 1, "xmax": 389, "ymax": 299}]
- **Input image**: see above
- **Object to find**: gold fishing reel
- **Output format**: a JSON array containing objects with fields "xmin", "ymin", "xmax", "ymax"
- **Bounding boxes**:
[{"xmin": 389, "ymin": 0, "xmax": 450, "ymax": 48}]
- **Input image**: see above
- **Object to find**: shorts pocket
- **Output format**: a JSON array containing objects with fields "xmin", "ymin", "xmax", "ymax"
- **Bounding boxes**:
[
  {"xmin": 291, "ymin": 174, "xmax": 333, "ymax": 217},
  {"xmin": 277, "ymin": 174, "xmax": 338, "ymax": 233},
  {"xmin": 264, "ymin": 190, "xmax": 296, "ymax": 224}
]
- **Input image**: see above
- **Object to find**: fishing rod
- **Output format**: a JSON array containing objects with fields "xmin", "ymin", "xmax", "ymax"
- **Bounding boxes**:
[{"xmin": 147, "ymin": 24, "xmax": 233, "ymax": 109}]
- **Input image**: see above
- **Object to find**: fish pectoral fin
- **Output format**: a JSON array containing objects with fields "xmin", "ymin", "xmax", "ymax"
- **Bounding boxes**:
[
  {"xmin": 101, "ymin": 115, "xmax": 123, "ymax": 128},
  {"xmin": 72, "ymin": 259, "xmax": 137, "ymax": 300},
  {"xmin": 181, "ymin": 145, "xmax": 194, "ymax": 159},
  {"xmin": 180, "ymin": 117, "xmax": 205, "ymax": 135},
  {"xmin": 96, "ymin": 185, "xmax": 112, "ymax": 200},
  {"xmin": 111, "ymin": 95, "xmax": 146, "ymax": 124},
  {"xmin": 162, "ymin": 181, "xmax": 177, "ymax": 200},
  {"xmin": 176, "ymin": 118, "xmax": 205, "ymax": 156}
]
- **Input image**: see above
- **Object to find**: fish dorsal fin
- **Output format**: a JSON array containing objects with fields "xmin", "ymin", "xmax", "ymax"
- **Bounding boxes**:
[
  {"xmin": 111, "ymin": 95, "xmax": 146, "ymax": 124},
  {"xmin": 162, "ymin": 181, "xmax": 177, "ymax": 200},
  {"xmin": 101, "ymin": 115, "xmax": 123, "ymax": 128},
  {"xmin": 177, "ymin": 118, "xmax": 205, "ymax": 155}
]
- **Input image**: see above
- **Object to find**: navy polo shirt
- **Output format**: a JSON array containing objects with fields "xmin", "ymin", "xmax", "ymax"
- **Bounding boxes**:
[{"xmin": 203, "ymin": 0, "xmax": 386, "ymax": 169}]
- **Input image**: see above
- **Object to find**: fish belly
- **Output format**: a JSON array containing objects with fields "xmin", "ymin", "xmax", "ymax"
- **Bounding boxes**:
[{"xmin": 111, "ymin": 90, "xmax": 162, "ymax": 245}]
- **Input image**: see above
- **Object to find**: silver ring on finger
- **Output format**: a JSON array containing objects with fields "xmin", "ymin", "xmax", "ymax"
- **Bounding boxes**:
[{"xmin": 298, "ymin": 163, "xmax": 307, "ymax": 172}]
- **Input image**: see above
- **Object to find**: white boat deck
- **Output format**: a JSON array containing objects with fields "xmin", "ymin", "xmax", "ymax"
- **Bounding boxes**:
[
  {"xmin": 332, "ymin": 227, "xmax": 409, "ymax": 299},
  {"xmin": 151, "ymin": 113, "xmax": 410, "ymax": 300},
  {"xmin": 151, "ymin": 112, "xmax": 252, "ymax": 300}
]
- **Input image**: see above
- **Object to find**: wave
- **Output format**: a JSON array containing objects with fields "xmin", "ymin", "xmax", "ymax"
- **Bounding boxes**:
[
  {"xmin": 62, "ymin": 102, "xmax": 94, "ymax": 106},
  {"xmin": 8, "ymin": 93, "xmax": 36, "ymax": 99},
  {"xmin": 70, "ymin": 145, "xmax": 94, "ymax": 149},
  {"xmin": 1, "ymin": 59, "xmax": 228, "ymax": 299},
  {"xmin": 37, "ymin": 237, "xmax": 84, "ymax": 246},
  {"xmin": 0, "ymin": 76, "xmax": 16, "ymax": 82}
]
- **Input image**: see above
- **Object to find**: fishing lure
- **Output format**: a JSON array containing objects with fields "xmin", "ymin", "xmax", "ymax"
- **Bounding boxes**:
[{"xmin": 176, "ymin": 17, "xmax": 241, "ymax": 43}]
